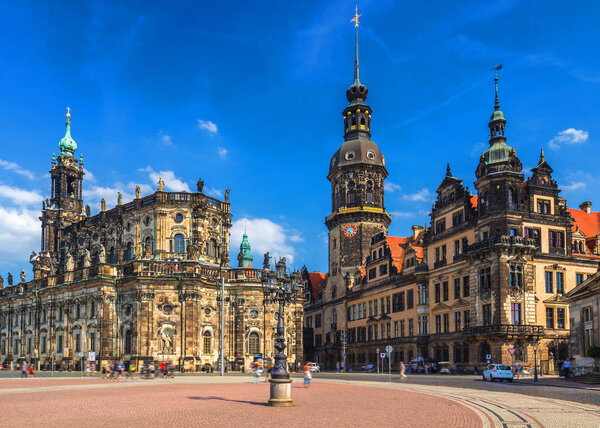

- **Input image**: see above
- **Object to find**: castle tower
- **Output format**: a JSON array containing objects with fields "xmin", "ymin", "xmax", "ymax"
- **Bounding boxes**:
[
  {"xmin": 325, "ymin": 13, "xmax": 391, "ymax": 283},
  {"xmin": 474, "ymin": 67, "xmax": 524, "ymax": 235},
  {"xmin": 40, "ymin": 109, "xmax": 85, "ymax": 255}
]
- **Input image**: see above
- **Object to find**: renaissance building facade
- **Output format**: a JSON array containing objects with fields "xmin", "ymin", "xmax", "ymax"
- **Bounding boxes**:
[
  {"xmin": 303, "ymin": 25, "xmax": 600, "ymax": 372},
  {"xmin": 0, "ymin": 112, "xmax": 303, "ymax": 372}
]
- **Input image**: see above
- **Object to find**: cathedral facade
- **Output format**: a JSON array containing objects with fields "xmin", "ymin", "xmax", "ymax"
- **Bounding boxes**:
[
  {"xmin": 0, "ymin": 112, "xmax": 303, "ymax": 372},
  {"xmin": 303, "ymin": 27, "xmax": 600, "ymax": 372}
]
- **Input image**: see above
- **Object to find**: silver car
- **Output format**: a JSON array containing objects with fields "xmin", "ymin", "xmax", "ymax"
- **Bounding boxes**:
[{"xmin": 482, "ymin": 364, "xmax": 514, "ymax": 382}]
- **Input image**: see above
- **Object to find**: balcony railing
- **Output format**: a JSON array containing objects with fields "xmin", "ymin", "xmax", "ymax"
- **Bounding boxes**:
[
  {"xmin": 463, "ymin": 324, "xmax": 545, "ymax": 336},
  {"xmin": 466, "ymin": 235, "xmax": 538, "ymax": 254}
]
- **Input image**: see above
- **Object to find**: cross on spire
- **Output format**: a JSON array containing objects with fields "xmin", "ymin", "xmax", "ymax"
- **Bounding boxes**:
[{"xmin": 492, "ymin": 64, "xmax": 503, "ymax": 111}]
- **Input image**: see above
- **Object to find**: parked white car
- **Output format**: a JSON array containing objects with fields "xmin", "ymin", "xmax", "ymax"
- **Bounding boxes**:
[
  {"xmin": 307, "ymin": 362, "xmax": 320, "ymax": 373},
  {"xmin": 482, "ymin": 364, "xmax": 514, "ymax": 382}
]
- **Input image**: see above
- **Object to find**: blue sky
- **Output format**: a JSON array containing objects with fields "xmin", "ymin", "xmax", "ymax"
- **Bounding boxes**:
[{"xmin": 1, "ymin": 0, "xmax": 599, "ymax": 278}]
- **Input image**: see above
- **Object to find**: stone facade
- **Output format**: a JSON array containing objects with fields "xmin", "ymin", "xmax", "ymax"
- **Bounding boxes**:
[
  {"xmin": 304, "ymin": 32, "xmax": 600, "ymax": 372},
  {"xmin": 0, "ymin": 115, "xmax": 303, "ymax": 372}
]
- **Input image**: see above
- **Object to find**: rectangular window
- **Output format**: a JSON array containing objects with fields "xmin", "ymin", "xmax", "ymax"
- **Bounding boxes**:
[
  {"xmin": 419, "ymin": 316, "xmax": 428, "ymax": 334},
  {"xmin": 406, "ymin": 290, "xmax": 414, "ymax": 309},
  {"xmin": 537, "ymin": 199, "xmax": 551, "ymax": 214},
  {"xmin": 368, "ymin": 268, "xmax": 376, "ymax": 280},
  {"xmin": 442, "ymin": 281, "xmax": 449, "ymax": 301},
  {"xmin": 57, "ymin": 335, "xmax": 63, "ymax": 353},
  {"xmin": 41, "ymin": 336, "xmax": 47, "ymax": 354},
  {"xmin": 435, "ymin": 247, "xmax": 440, "ymax": 262},
  {"xmin": 464, "ymin": 310, "xmax": 470, "ymax": 328},
  {"xmin": 479, "ymin": 267, "xmax": 491, "ymax": 290},
  {"xmin": 557, "ymin": 308, "xmax": 565, "ymax": 329},
  {"xmin": 435, "ymin": 315, "xmax": 441, "ymax": 333},
  {"xmin": 400, "ymin": 320, "xmax": 405, "ymax": 337},
  {"xmin": 452, "ymin": 210, "xmax": 464, "ymax": 226},
  {"xmin": 511, "ymin": 303, "xmax": 521, "ymax": 325},
  {"xmin": 368, "ymin": 301, "xmax": 372, "ymax": 317},
  {"xmin": 583, "ymin": 307, "xmax": 593, "ymax": 322},
  {"xmin": 546, "ymin": 307, "xmax": 554, "ymax": 329},
  {"xmin": 556, "ymin": 272, "xmax": 564, "ymax": 294},
  {"xmin": 315, "ymin": 314, "xmax": 322, "ymax": 328},
  {"xmin": 408, "ymin": 319, "xmax": 414, "ymax": 336},
  {"xmin": 576, "ymin": 273, "xmax": 584, "ymax": 285},
  {"xmin": 373, "ymin": 300, "xmax": 378, "ymax": 316},
  {"xmin": 27, "ymin": 337, "xmax": 32, "ymax": 354},
  {"xmin": 394, "ymin": 321, "xmax": 399, "ymax": 338},
  {"xmin": 435, "ymin": 219, "xmax": 446, "ymax": 233},
  {"xmin": 392, "ymin": 292, "xmax": 405, "ymax": 313},
  {"xmin": 442, "ymin": 245, "xmax": 447, "ymax": 260},
  {"xmin": 482, "ymin": 304, "xmax": 492, "ymax": 326},
  {"xmin": 386, "ymin": 296, "xmax": 391, "ymax": 314},
  {"xmin": 463, "ymin": 276, "xmax": 470, "ymax": 297},
  {"xmin": 443, "ymin": 314, "xmax": 449, "ymax": 332},
  {"xmin": 454, "ymin": 311, "xmax": 461, "ymax": 331},
  {"xmin": 435, "ymin": 283, "xmax": 441, "ymax": 303},
  {"xmin": 462, "ymin": 237, "xmax": 469, "ymax": 253},
  {"xmin": 453, "ymin": 278, "xmax": 461, "ymax": 299},
  {"xmin": 306, "ymin": 317, "xmax": 312, "ymax": 328},
  {"xmin": 366, "ymin": 193, "xmax": 373, "ymax": 203},
  {"xmin": 380, "ymin": 298, "xmax": 385, "ymax": 315},
  {"xmin": 454, "ymin": 240, "xmax": 460, "ymax": 256},
  {"xmin": 545, "ymin": 271, "xmax": 553, "ymax": 293},
  {"xmin": 549, "ymin": 230, "xmax": 565, "ymax": 248},
  {"xmin": 379, "ymin": 264, "xmax": 388, "ymax": 276},
  {"xmin": 75, "ymin": 333, "xmax": 81, "ymax": 353}
]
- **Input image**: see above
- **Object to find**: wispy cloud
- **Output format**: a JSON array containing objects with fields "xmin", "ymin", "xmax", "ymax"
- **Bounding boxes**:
[
  {"xmin": 562, "ymin": 181, "xmax": 586, "ymax": 191},
  {"xmin": 198, "ymin": 119, "xmax": 218, "ymax": 134},
  {"xmin": 389, "ymin": 211, "xmax": 416, "ymax": 218},
  {"xmin": 0, "ymin": 159, "xmax": 35, "ymax": 180},
  {"xmin": 204, "ymin": 186, "xmax": 222, "ymax": 198},
  {"xmin": 384, "ymin": 181, "xmax": 402, "ymax": 192},
  {"xmin": 158, "ymin": 130, "xmax": 173, "ymax": 146},
  {"xmin": 0, "ymin": 184, "xmax": 43, "ymax": 206},
  {"xmin": 403, "ymin": 188, "xmax": 432, "ymax": 202},
  {"xmin": 218, "ymin": 146, "xmax": 228, "ymax": 160},
  {"xmin": 549, "ymin": 128, "xmax": 589, "ymax": 150},
  {"xmin": 0, "ymin": 206, "xmax": 40, "ymax": 263}
]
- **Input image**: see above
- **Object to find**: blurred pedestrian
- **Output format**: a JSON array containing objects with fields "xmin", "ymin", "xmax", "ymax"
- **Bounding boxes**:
[
  {"xmin": 20, "ymin": 362, "xmax": 28, "ymax": 378},
  {"xmin": 28, "ymin": 363, "xmax": 34, "ymax": 377},
  {"xmin": 399, "ymin": 361, "xmax": 407, "ymax": 379},
  {"xmin": 303, "ymin": 362, "xmax": 312, "ymax": 387}
]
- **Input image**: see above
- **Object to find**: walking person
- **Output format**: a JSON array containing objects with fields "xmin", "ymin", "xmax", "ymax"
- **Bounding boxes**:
[
  {"xmin": 20, "ymin": 362, "xmax": 28, "ymax": 378},
  {"xmin": 303, "ymin": 362, "xmax": 312, "ymax": 387},
  {"xmin": 561, "ymin": 359, "xmax": 572, "ymax": 377},
  {"xmin": 399, "ymin": 361, "xmax": 407, "ymax": 379},
  {"xmin": 28, "ymin": 363, "xmax": 34, "ymax": 377}
]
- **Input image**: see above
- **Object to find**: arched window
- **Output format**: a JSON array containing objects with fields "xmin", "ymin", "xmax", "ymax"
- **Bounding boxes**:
[
  {"xmin": 479, "ymin": 342, "xmax": 491, "ymax": 362},
  {"xmin": 248, "ymin": 332, "xmax": 260, "ymax": 355},
  {"xmin": 108, "ymin": 247, "xmax": 116, "ymax": 264},
  {"xmin": 145, "ymin": 236, "xmax": 153, "ymax": 255},
  {"xmin": 173, "ymin": 234, "xmax": 185, "ymax": 254},
  {"xmin": 203, "ymin": 331, "xmax": 212, "ymax": 354},
  {"xmin": 360, "ymin": 117, "xmax": 366, "ymax": 126},
  {"xmin": 508, "ymin": 187, "xmax": 517, "ymax": 210},
  {"xmin": 208, "ymin": 239, "xmax": 217, "ymax": 258},
  {"xmin": 124, "ymin": 242, "xmax": 133, "ymax": 261},
  {"xmin": 124, "ymin": 329, "xmax": 132, "ymax": 354},
  {"xmin": 480, "ymin": 193, "xmax": 488, "ymax": 216}
]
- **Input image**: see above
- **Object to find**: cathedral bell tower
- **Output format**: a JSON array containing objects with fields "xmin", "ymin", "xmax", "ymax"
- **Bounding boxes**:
[
  {"xmin": 40, "ymin": 109, "xmax": 85, "ymax": 255},
  {"xmin": 325, "ymin": 12, "xmax": 391, "ymax": 283}
]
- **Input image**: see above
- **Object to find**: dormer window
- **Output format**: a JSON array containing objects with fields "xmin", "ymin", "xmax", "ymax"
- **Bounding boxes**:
[{"xmin": 537, "ymin": 199, "xmax": 551, "ymax": 214}]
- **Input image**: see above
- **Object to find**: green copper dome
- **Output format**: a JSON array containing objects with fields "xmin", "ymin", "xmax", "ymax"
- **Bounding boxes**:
[
  {"xmin": 483, "ymin": 141, "xmax": 514, "ymax": 165},
  {"xmin": 237, "ymin": 232, "xmax": 253, "ymax": 268},
  {"xmin": 59, "ymin": 115, "xmax": 77, "ymax": 157},
  {"xmin": 490, "ymin": 109, "xmax": 504, "ymax": 121}
]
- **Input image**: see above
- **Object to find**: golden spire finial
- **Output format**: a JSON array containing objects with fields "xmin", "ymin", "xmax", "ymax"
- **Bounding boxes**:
[
  {"xmin": 66, "ymin": 106, "xmax": 71, "ymax": 119},
  {"xmin": 351, "ymin": 5, "xmax": 361, "ymax": 28}
]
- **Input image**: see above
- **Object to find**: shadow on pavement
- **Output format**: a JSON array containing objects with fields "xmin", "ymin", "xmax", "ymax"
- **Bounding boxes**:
[{"xmin": 188, "ymin": 396, "xmax": 268, "ymax": 406}]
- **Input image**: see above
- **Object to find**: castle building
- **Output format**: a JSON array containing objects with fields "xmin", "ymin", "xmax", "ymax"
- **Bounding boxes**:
[
  {"xmin": 303, "ymin": 25, "xmax": 600, "ymax": 371},
  {"xmin": 0, "ymin": 113, "xmax": 303, "ymax": 372}
]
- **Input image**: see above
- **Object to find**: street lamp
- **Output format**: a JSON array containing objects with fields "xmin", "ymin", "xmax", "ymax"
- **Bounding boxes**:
[
  {"xmin": 261, "ymin": 257, "xmax": 303, "ymax": 407},
  {"xmin": 532, "ymin": 338, "xmax": 539, "ymax": 382}
]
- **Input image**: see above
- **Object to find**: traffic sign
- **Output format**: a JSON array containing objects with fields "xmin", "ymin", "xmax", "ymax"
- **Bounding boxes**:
[
  {"xmin": 508, "ymin": 348, "xmax": 516, "ymax": 356},
  {"xmin": 385, "ymin": 345, "xmax": 393, "ymax": 353},
  {"xmin": 88, "ymin": 351, "xmax": 96, "ymax": 361},
  {"xmin": 486, "ymin": 353, "xmax": 492, "ymax": 362},
  {"xmin": 380, "ymin": 353, "xmax": 386, "ymax": 359}
]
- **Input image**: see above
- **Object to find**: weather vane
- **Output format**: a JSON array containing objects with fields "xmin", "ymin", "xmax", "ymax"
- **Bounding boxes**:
[
  {"xmin": 492, "ymin": 64, "xmax": 503, "ymax": 76},
  {"xmin": 66, "ymin": 106, "xmax": 71, "ymax": 119},
  {"xmin": 351, "ymin": 5, "xmax": 361, "ymax": 28}
]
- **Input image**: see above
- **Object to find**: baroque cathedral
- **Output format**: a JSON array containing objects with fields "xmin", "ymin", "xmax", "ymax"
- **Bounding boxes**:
[
  {"xmin": 0, "ymin": 111, "xmax": 303, "ymax": 372},
  {"xmin": 303, "ymin": 22, "xmax": 600, "ymax": 372}
]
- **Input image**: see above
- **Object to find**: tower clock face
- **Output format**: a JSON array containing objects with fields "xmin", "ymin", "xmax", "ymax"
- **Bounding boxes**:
[{"xmin": 343, "ymin": 224, "xmax": 357, "ymax": 238}]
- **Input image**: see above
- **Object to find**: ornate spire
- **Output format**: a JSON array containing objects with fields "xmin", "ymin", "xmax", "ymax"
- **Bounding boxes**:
[
  {"xmin": 488, "ymin": 65, "xmax": 506, "ymax": 142},
  {"xmin": 346, "ymin": 6, "xmax": 368, "ymax": 104},
  {"xmin": 540, "ymin": 147, "xmax": 545, "ymax": 161},
  {"xmin": 446, "ymin": 162, "xmax": 452, "ymax": 177},
  {"xmin": 237, "ymin": 232, "xmax": 253, "ymax": 268},
  {"xmin": 493, "ymin": 65, "xmax": 502, "ymax": 111},
  {"xmin": 58, "ymin": 108, "xmax": 77, "ymax": 157}
]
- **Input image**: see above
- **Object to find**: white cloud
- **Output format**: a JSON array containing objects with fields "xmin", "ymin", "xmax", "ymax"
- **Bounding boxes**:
[
  {"xmin": 385, "ymin": 181, "xmax": 402, "ymax": 192},
  {"xmin": 205, "ymin": 186, "xmax": 223, "ymax": 197},
  {"xmin": 230, "ymin": 218, "xmax": 300, "ymax": 265},
  {"xmin": 403, "ymin": 188, "xmax": 432, "ymax": 202},
  {"xmin": 157, "ymin": 130, "xmax": 173, "ymax": 146},
  {"xmin": 198, "ymin": 120, "xmax": 218, "ymax": 134},
  {"xmin": 138, "ymin": 166, "xmax": 191, "ymax": 192},
  {"xmin": 389, "ymin": 211, "xmax": 416, "ymax": 218},
  {"xmin": 562, "ymin": 181, "xmax": 586, "ymax": 191},
  {"xmin": 0, "ymin": 184, "xmax": 43, "ymax": 206},
  {"xmin": 0, "ymin": 158, "xmax": 35, "ymax": 180},
  {"xmin": 218, "ymin": 146, "xmax": 228, "ymax": 160},
  {"xmin": 83, "ymin": 168, "xmax": 97, "ymax": 183},
  {"xmin": 0, "ymin": 206, "xmax": 40, "ymax": 265},
  {"xmin": 549, "ymin": 128, "xmax": 589, "ymax": 150},
  {"xmin": 83, "ymin": 185, "xmax": 135, "ymax": 211}
]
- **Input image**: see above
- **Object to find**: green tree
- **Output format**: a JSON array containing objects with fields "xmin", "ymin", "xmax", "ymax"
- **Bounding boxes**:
[{"xmin": 587, "ymin": 344, "xmax": 600, "ymax": 359}]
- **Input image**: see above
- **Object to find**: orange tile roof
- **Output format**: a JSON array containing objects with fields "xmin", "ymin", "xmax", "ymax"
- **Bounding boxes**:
[
  {"xmin": 385, "ymin": 230, "xmax": 424, "ymax": 273},
  {"xmin": 569, "ymin": 208, "xmax": 600, "ymax": 237},
  {"xmin": 307, "ymin": 272, "xmax": 326, "ymax": 300}
]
